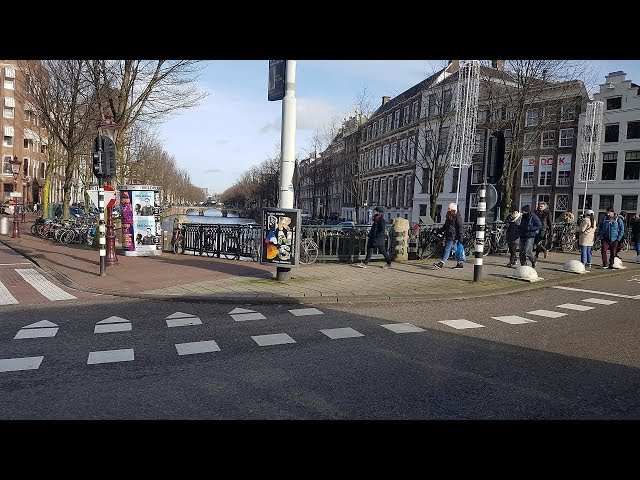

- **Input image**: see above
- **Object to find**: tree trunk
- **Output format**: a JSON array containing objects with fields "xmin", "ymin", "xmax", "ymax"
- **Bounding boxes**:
[{"xmin": 42, "ymin": 177, "xmax": 51, "ymax": 219}]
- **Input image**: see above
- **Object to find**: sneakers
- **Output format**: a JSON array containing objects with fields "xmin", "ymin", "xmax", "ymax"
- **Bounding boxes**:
[
  {"xmin": 506, "ymin": 262, "xmax": 514, "ymax": 268},
  {"xmin": 608, "ymin": 265, "xmax": 614, "ymax": 269},
  {"xmin": 453, "ymin": 262, "xmax": 464, "ymax": 269},
  {"xmin": 531, "ymin": 261, "xmax": 537, "ymax": 269},
  {"xmin": 354, "ymin": 263, "xmax": 367, "ymax": 268},
  {"xmin": 543, "ymin": 250, "xmax": 548, "ymax": 259},
  {"xmin": 586, "ymin": 263, "xmax": 592, "ymax": 270},
  {"xmin": 382, "ymin": 263, "xmax": 391, "ymax": 269},
  {"xmin": 433, "ymin": 261, "xmax": 444, "ymax": 269}
]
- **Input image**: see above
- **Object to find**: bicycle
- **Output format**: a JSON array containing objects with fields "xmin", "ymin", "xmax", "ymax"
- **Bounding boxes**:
[
  {"xmin": 171, "ymin": 228, "xmax": 184, "ymax": 254},
  {"xmin": 299, "ymin": 237, "xmax": 319, "ymax": 264},
  {"xmin": 223, "ymin": 235, "xmax": 260, "ymax": 261}
]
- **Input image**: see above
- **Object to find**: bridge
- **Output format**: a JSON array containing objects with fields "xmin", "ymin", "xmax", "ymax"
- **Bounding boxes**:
[{"xmin": 163, "ymin": 205, "xmax": 242, "ymax": 217}]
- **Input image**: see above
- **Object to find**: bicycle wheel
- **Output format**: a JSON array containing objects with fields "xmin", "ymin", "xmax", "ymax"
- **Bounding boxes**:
[
  {"xmin": 419, "ymin": 241, "xmax": 436, "ymax": 259},
  {"xmin": 249, "ymin": 239, "xmax": 260, "ymax": 262},
  {"xmin": 173, "ymin": 236, "xmax": 184, "ymax": 254},
  {"xmin": 222, "ymin": 236, "xmax": 239, "ymax": 259},
  {"xmin": 60, "ymin": 230, "xmax": 75, "ymax": 244},
  {"xmin": 299, "ymin": 238, "xmax": 318, "ymax": 264}
]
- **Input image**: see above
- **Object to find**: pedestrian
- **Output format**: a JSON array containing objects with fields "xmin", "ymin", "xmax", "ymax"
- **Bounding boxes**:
[
  {"xmin": 598, "ymin": 207, "xmax": 625, "ymax": 269},
  {"xmin": 518, "ymin": 204, "xmax": 542, "ymax": 268},
  {"xmin": 433, "ymin": 203, "xmax": 464, "ymax": 269},
  {"xmin": 534, "ymin": 201, "xmax": 553, "ymax": 260},
  {"xmin": 354, "ymin": 206, "xmax": 393, "ymax": 269},
  {"xmin": 578, "ymin": 209, "xmax": 596, "ymax": 269},
  {"xmin": 505, "ymin": 206, "xmax": 522, "ymax": 267},
  {"xmin": 631, "ymin": 214, "xmax": 640, "ymax": 256}
]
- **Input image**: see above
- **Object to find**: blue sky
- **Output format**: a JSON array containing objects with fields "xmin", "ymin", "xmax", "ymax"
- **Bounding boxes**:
[{"xmin": 156, "ymin": 60, "xmax": 640, "ymax": 196}]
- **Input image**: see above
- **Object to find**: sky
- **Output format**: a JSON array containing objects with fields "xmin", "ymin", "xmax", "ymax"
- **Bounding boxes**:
[{"xmin": 156, "ymin": 60, "xmax": 640, "ymax": 197}]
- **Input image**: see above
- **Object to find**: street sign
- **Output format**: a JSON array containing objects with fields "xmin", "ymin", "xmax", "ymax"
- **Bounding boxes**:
[
  {"xmin": 477, "ymin": 183, "xmax": 498, "ymax": 210},
  {"xmin": 88, "ymin": 187, "xmax": 117, "ymax": 208},
  {"xmin": 268, "ymin": 60, "xmax": 286, "ymax": 101},
  {"xmin": 9, "ymin": 192, "xmax": 22, "ymax": 197}
]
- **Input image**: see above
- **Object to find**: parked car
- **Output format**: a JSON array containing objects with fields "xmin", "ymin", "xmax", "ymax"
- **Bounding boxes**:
[{"xmin": 336, "ymin": 221, "xmax": 356, "ymax": 230}]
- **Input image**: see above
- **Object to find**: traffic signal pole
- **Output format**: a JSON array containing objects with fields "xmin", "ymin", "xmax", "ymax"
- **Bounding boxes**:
[{"xmin": 98, "ymin": 176, "xmax": 106, "ymax": 276}]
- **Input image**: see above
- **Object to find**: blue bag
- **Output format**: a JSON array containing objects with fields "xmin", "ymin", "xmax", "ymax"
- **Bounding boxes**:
[{"xmin": 455, "ymin": 241, "xmax": 466, "ymax": 262}]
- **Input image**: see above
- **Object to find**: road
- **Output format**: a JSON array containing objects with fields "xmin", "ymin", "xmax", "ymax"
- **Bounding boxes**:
[{"xmin": 0, "ymin": 261, "xmax": 638, "ymax": 419}]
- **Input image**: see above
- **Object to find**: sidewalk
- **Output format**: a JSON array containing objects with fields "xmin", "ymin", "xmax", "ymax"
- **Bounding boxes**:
[{"xmin": 2, "ymin": 212, "xmax": 639, "ymax": 304}]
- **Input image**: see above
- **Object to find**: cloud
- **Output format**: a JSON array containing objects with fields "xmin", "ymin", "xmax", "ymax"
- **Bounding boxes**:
[
  {"xmin": 258, "ymin": 119, "xmax": 280, "ymax": 134},
  {"xmin": 204, "ymin": 168, "xmax": 221, "ymax": 173},
  {"xmin": 258, "ymin": 97, "xmax": 336, "ymax": 134}
]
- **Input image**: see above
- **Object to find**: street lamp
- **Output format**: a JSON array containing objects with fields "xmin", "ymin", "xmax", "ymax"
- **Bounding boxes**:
[{"xmin": 10, "ymin": 156, "xmax": 22, "ymax": 238}]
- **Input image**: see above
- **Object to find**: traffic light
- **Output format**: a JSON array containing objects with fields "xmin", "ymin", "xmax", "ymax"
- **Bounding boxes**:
[{"xmin": 92, "ymin": 135, "xmax": 116, "ymax": 179}]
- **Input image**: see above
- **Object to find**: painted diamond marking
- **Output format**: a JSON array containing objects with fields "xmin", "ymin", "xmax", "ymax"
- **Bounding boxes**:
[
  {"xmin": 175, "ymin": 340, "xmax": 221, "ymax": 356},
  {"xmin": 492, "ymin": 315, "xmax": 537, "ymax": 325},
  {"xmin": 231, "ymin": 312, "xmax": 266, "ymax": 322},
  {"xmin": 166, "ymin": 312, "xmax": 196, "ymax": 319},
  {"xmin": 97, "ymin": 316, "xmax": 130, "ymax": 324},
  {"xmin": 14, "ymin": 327, "xmax": 58, "ymax": 339},
  {"xmin": 87, "ymin": 349, "xmax": 134, "ymax": 365},
  {"xmin": 229, "ymin": 307, "xmax": 256, "ymax": 314},
  {"xmin": 289, "ymin": 308, "xmax": 324, "ymax": 316},
  {"xmin": 526, "ymin": 310, "xmax": 567, "ymax": 318},
  {"xmin": 320, "ymin": 327, "xmax": 364, "ymax": 339},
  {"xmin": 251, "ymin": 333, "xmax": 296, "ymax": 346},
  {"xmin": 556, "ymin": 303, "xmax": 595, "ymax": 311},
  {"xmin": 95, "ymin": 323, "xmax": 132, "ymax": 334},
  {"xmin": 23, "ymin": 320, "xmax": 58, "ymax": 329},
  {"xmin": 438, "ymin": 319, "xmax": 486, "ymax": 329},
  {"xmin": 166, "ymin": 317, "xmax": 202, "ymax": 328},
  {"xmin": 0, "ymin": 356, "xmax": 44, "ymax": 372},
  {"xmin": 581, "ymin": 298, "xmax": 617, "ymax": 305},
  {"xmin": 381, "ymin": 323, "xmax": 425, "ymax": 333}
]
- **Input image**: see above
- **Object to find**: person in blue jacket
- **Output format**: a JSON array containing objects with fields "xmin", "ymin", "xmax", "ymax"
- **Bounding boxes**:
[
  {"xmin": 599, "ymin": 207, "xmax": 625, "ymax": 269},
  {"xmin": 518, "ymin": 205, "xmax": 542, "ymax": 269}
]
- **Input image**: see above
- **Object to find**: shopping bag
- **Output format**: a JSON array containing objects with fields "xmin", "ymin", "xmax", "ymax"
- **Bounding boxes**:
[{"xmin": 455, "ymin": 241, "xmax": 466, "ymax": 262}]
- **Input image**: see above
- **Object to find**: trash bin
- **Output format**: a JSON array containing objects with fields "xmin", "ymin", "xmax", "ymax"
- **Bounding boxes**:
[{"xmin": 0, "ymin": 216, "xmax": 10, "ymax": 235}]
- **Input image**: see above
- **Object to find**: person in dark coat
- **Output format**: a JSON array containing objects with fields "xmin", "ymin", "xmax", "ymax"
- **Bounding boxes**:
[
  {"xmin": 355, "ymin": 206, "xmax": 392, "ymax": 269},
  {"xmin": 599, "ymin": 207, "xmax": 625, "ymax": 268},
  {"xmin": 505, "ymin": 206, "xmax": 522, "ymax": 267},
  {"xmin": 519, "ymin": 204, "xmax": 543, "ymax": 268},
  {"xmin": 433, "ymin": 202, "xmax": 464, "ymax": 269},
  {"xmin": 534, "ymin": 201, "xmax": 553, "ymax": 260}
]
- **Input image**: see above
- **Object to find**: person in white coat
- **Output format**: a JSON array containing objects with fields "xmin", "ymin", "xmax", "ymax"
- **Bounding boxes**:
[{"xmin": 578, "ymin": 209, "xmax": 596, "ymax": 269}]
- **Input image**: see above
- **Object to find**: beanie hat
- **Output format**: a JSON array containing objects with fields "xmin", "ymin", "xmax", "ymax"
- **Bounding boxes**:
[
  {"xmin": 521, "ymin": 205, "xmax": 530, "ymax": 213},
  {"xmin": 606, "ymin": 207, "xmax": 615, "ymax": 213},
  {"xmin": 374, "ymin": 206, "xmax": 385, "ymax": 213},
  {"xmin": 448, "ymin": 203, "xmax": 457, "ymax": 211}
]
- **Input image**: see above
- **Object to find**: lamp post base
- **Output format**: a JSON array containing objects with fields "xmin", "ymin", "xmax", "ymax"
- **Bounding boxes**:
[
  {"xmin": 105, "ymin": 206, "xmax": 118, "ymax": 266},
  {"xmin": 11, "ymin": 212, "xmax": 20, "ymax": 238}
]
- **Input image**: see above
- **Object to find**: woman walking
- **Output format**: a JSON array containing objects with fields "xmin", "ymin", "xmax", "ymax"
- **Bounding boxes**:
[
  {"xmin": 578, "ymin": 209, "xmax": 596, "ymax": 269},
  {"xmin": 505, "ymin": 206, "xmax": 521, "ymax": 268},
  {"xmin": 433, "ymin": 203, "xmax": 464, "ymax": 269}
]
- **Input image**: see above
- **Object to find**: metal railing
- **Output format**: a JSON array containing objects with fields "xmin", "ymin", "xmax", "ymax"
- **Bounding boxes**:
[{"xmin": 175, "ymin": 223, "xmax": 262, "ymax": 258}]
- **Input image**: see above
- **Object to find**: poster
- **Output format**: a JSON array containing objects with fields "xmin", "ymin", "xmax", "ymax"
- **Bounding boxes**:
[
  {"xmin": 261, "ymin": 208, "xmax": 301, "ymax": 266},
  {"xmin": 120, "ymin": 185, "xmax": 162, "ymax": 256}
]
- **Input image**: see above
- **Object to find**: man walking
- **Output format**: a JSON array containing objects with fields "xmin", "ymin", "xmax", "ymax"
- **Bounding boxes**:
[
  {"xmin": 355, "ymin": 206, "xmax": 392, "ymax": 269},
  {"xmin": 433, "ymin": 203, "xmax": 464, "ymax": 269},
  {"xmin": 505, "ymin": 206, "xmax": 522, "ymax": 267},
  {"xmin": 518, "ymin": 205, "xmax": 542, "ymax": 268},
  {"xmin": 599, "ymin": 207, "xmax": 625, "ymax": 269},
  {"xmin": 534, "ymin": 201, "xmax": 553, "ymax": 260}
]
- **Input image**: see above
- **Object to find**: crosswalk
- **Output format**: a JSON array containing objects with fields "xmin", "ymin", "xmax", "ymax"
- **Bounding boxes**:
[{"xmin": 0, "ymin": 268, "xmax": 77, "ymax": 305}]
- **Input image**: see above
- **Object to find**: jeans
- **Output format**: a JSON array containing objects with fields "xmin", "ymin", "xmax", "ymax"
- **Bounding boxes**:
[
  {"xmin": 364, "ymin": 244, "xmax": 392, "ymax": 265},
  {"xmin": 635, "ymin": 241, "xmax": 640, "ymax": 256},
  {"xmin": 579, "ymin": 245, "xmax": 592, "ymax": 265},
  {"xmin": 601, "ymin": 239, "xmax": 618, "ymax": 266},
  {"xmin": 507, "ymin": 240, "xmax": 518, "ymax": 265},
  {"xmin": 441, "ymin": 240, "xmax": 457, "ymax": 263},
  {"xmin": 519, "ymin": 237, "xmax": 536, "ymax": 266}
]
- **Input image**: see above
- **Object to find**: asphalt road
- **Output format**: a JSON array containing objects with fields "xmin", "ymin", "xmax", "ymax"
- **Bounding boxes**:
[{"xmin": 0, "ymin": 272, "xmax": 638, "ymax": 420}]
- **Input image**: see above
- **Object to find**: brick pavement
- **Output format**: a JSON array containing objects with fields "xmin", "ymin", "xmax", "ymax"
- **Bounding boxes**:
[{"xmin": 2, "ymin": 212, "xmax": 639, "ymax": 304}]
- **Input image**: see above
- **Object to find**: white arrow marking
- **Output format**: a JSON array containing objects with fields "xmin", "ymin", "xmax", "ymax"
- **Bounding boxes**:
[
  {"xmin": 23, "ymin": 320, "xmax": 58, "ymax": 329},
  {"xmin": 97, "ymin": 316, "xmax": 130, "ymax": 324},
  {"xmin": 229, "ymin": 308, "xmax": 256, "ymax": 314},
  {"xmin": 166, "ymin": 312, "xmax": 197, "ymax": 319}
]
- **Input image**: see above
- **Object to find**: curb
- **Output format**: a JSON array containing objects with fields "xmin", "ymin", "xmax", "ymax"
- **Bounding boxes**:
[{"xmin": 2, "ymin": 237, "xmax": 639, "ymax": 305}]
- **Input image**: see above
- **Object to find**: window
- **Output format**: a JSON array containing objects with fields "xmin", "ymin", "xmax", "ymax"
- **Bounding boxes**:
[
  {"xmin": 541, "ymin": 131, "xmax": 555, "ymax": 149},
  {"xmin": 525, "ymin": 109, "xmax": 539, "ymax": 126},
  {"xmin": 438, "ymin": 127, "xmax": 449, "ymax": 151},
  {"xmin": 443, "ymin": 89, "xmax": 453, "ymax": 113},
  {"xmin": 4, "ymin": 78, "xmax": 15, "ymax": 90},
  {"xmin": 605, "ymin": 124, "xmax": 619, "ymax": 143},
  {"xmin": 538, "ymin": 194, "xmax": 550, "ymax": 205},
  {"xmin": 477, "ymin": 109, "xmax": 488, "ymax": 123},
  {"xmin": 3, "ymin": 155, "xmax": 13, "ymax": 174},
  {"xmin": 380, "ymin": 178, "xmax": 386, "ymax": 205},
  {"xmin": 403, "ymin": 106, "xmax": 409, "ymax": 125},
  {"xmin": 387, "ymin": 114, "xmax": 393, "ymax": 132},
  {"xmin": 539, "ymin": 155, "xmax": 553, "ymax": 186},
  {"xmin": 383, "ymin": 144, "xmax": 389, "ymax": 166},
  {"xmin": 407, "ymin": 136, "xmax": 416, "ymax": 162},
  {"xmin": 3, "ymin": 107, "xmax": 14, "ymax": 119},
  {"xmin": 504, "ymin": 129, "xmax": 512, "ymax": 150},
  {"xmin": 624, "ymin": 151, "xmax": 640, "ymax": 180},
  {"xmin": 394, "ymin": 110, "xmax": 400, "ymax": 130},
  {"xmin": 375, "ymin": 147, "xmax": 382, "ymax": 168},
  {"xmin": 400, "ymin": 138, "xmax": 407, "ymax": 163},
  {"xmin": 471, "ymin": 162, "xmax": 483, "ymax": 184},
  {"xmin": 24, "ymin": 139, "xmax": 30, "ymax": 149},
  {"xmin": 474, "ymin": 133, "xmax": 484, "ymax": 154},
  {"xmin": 578, "ymin": 194, "xmax": 593, "ymax": 210},
  {"xmin": 599, "ymin": 195, "xmax": 614, "ymax": 210},
  {"xmin": 523, "ymin": 132, "xmax": 538, "ymax": 150},
  {"xmin": 522, "ymin": 156, "xmax": 535, "ymax": 187},
  {"xmin": 520, "ymin": 194, "xmax": 533, "ymax": 210},
  {"xmin": 412, "ymin": 100, "xmax": 419, "ymax": 121},
  {"xmin": 366, "ymin": 125, "xmax": 371, "ymax": 141},
  {"xmin": 378, "ymin": 119, "xmax": 384, "ymax": 136},
  {"xmin": 555, "ymin": 194, "xmax": 568, "ymax": 213},
  {"xmin": 606, "ymin": 97, "xmax": 622, "ymax": 110},
  {"xmin": 372, "ymin": 122, "xmax": 377, "ymax": 138},
  {"xmin": 622, "ymin": 195, "xmax": 638, "ymax": 212},
  {"xmin": 556, "ymin": 154, "xmax": 572, "ymax": 186},
  {"xmin": 3, "ymin": 136, "xmax": 12, "ymax": 147},
  {"xmin": 451, "ymin": 167, "xmax": 460, "ymax": 193},
  {"xmin": 627, "ymin": 121, "xmax": 640, "ymax": 139},
  {"xmin": 560, "ymin": 105, "xmax": 576, "ymax": 122},
  {"xmin": 469, "ymin": 193, "xmax": 478, "ymax": 208},
  {"xmin": 390, "ymin": 142, "xmax": 397, "ymax": 164},
  {"xmin": 434, "ymin": 205, "xmax": 442, "ymax": 223},
  {"xmin": 428, "ymin": 94, "xmax": 437, "ymax": 116},
  {"xmin": 601, "ymin": 152, "xmax": 617, "ymax": 180},
  {"xmin": 543, "ymin": 106, "xmax": 558, "ymax": 124},
  {"xmin": 559, "ymin": 128, "xmax": 574, "ymax": 147},
  {"xmin": 397, "ymin": 176, "xmax": 405, "ymax": 206},
  {"xmin": 419, "ymin": 204, "xmax": 428, "ymax": 216}
]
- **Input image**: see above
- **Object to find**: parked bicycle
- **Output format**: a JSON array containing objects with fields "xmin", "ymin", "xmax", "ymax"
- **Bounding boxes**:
[
  {"xmin": 223, "ymin": 235, "xmax": 260, "ymax": 262},
  {"xmin": 299, "ymin": 237, "xmax": 319, "ymax": 264},
  {"xmin": 171, "ymin": 228, "xmax": 184, "ymax": 254}
]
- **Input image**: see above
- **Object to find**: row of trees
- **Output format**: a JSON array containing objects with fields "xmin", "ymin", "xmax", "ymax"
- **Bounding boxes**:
[{"xmin": 18, "ymin": 60, "xmax": 208, "ymax": 219}]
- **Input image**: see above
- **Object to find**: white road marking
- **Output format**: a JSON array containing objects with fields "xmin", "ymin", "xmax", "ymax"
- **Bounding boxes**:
[
  {"xmin": 229, "ymin": 308, "xmax": 256, "ymax": 314},
  {"xmin": 556, "ymin": 303, "xmax": 595, "ymax": 311},
  {"xmin": 492, "ymin": 315, "xmax": 537, "ymax": 325},
  {"xmin": 251, "ymin": 333, "xmax": 296, "ymax": 346},
  {"xmin": 0, "ymin": 281, "xmax": 18, "ymax": 305},
  {"xmin": 320, "ymin": 327, "xmax": 364, "ymax": 339},
  {"xmin": 289, "ymin": 308, "xmax": 324, "ymax": 316},
  {"xmin": 231, "ymin": 312, "xmax": 266, "ymax": 321},
  {"xmin": 175, "ymin": 340, "xmax": 221, "ymax": 356},
  {"xmin": 166, "ymin": 317, "xmax": 202, "ymax": 328},
  {"xmin": 15, "ymin": 269, "xmax": 76, "ymax": 301},
  {"xmin": 0, "ymin": 356, "xmax": 44, "ymax": 372},
  {"xmin": 22, "ymin": 320, "xmax": 58, "ymax": 328},
  {"xmin": 381, "ymin": 323, "xmax": 425, "ymax": 333},
  {"xmin": 95, "ymin": 323, "xmax": 132, "ymax": 334},
  {"xmin": 553, "ymin": 286, "xmax": 640, "ymax": 299},
  {"xmin": 97, "ymin": 316, "xmax": 130, "ymax": 324},
  {"xmin": 527, "ymin": 309, "xmax": 567, "ymax": 318},
  {"xmin": 87, "ymin": 349, "xmax": 134, "ymax": 365},
  {"xmin": 0, "ymin": 262, "xmax": 32, "ymax": 265},
  {"xmin": 166, "ymin": 312, "xmax": 196, "ymax": 319},
  {"xmin": 14, "ymin": 327, "xmax": 58, "ymax": 339},
  {"xmin": 438, "ymin": 319, "xmax": 485, "ymax": 329},
  {"xmin": 582, "ymin": 298, "xmax": 617, "ymax": 305}
]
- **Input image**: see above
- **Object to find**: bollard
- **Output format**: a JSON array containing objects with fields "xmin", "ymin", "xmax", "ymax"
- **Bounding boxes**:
[{"xmin": 391, "ymin": 217, "xmax": 410, "ymax": 262}]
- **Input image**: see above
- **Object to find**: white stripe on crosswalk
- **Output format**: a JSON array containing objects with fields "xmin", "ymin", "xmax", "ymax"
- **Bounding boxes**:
[
  {"xmin": 0, "ymin": 356, "xmax": 44, "ymax": 372},
  {"xmin": 15, "ymin": 269, "xmax": 76, "ymax": 301},
  {"xmin": 439, "ymin": 319, "xmax": 485, "ymax": 329},
  {"xmin": 527, "ymin": 309, "xmax": 567, "ymax": 318},
  {"xmin": 87, "ymin": 349, "xmax": 134, "ymax": 365},
  {"xmin": 492, "ymin": 315, "xmax": 537, "ymax": 324},
  {"xmin": 553, "ymin": 286, "xmax": 639, "ymax": 299},
  {"xmin": 582, "ymin": 298, "xmax": 617, "ymax": 305},
  {"xmin": 0, "ymin": 280, "xmax": 19, "ymax": 305},
  {"xmin": 556, "ymin": 303, "xmax": 594, "ymax": 311}
]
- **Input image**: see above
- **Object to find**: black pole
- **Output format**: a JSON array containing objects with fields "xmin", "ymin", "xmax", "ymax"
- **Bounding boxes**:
[
  {"xmin": 473, "ymin": 129, "xmax": 489, "ymax": 282},
  {"xmin": 97, "ymin": 141, "xmax": 106, "ymax": 276}
]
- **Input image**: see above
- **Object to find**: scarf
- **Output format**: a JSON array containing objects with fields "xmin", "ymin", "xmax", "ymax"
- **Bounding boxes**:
[{"xmin": 372, "ymin": 213, "xmax": 383, "ymax": 224}]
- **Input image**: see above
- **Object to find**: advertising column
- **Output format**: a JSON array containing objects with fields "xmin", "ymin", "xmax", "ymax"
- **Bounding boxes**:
[
  {"xmin": 120, "ymin": 184, "xmax": 162, "ymax": 256},
  {"xmin": 261, "ymin": 207, "xmax": 301, "ymax": 266}
]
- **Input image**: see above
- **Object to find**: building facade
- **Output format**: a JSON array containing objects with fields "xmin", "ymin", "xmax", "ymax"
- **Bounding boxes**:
[{"xmin": 572, "ymin": 71, "xmax": 640, "ymax": 223}]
